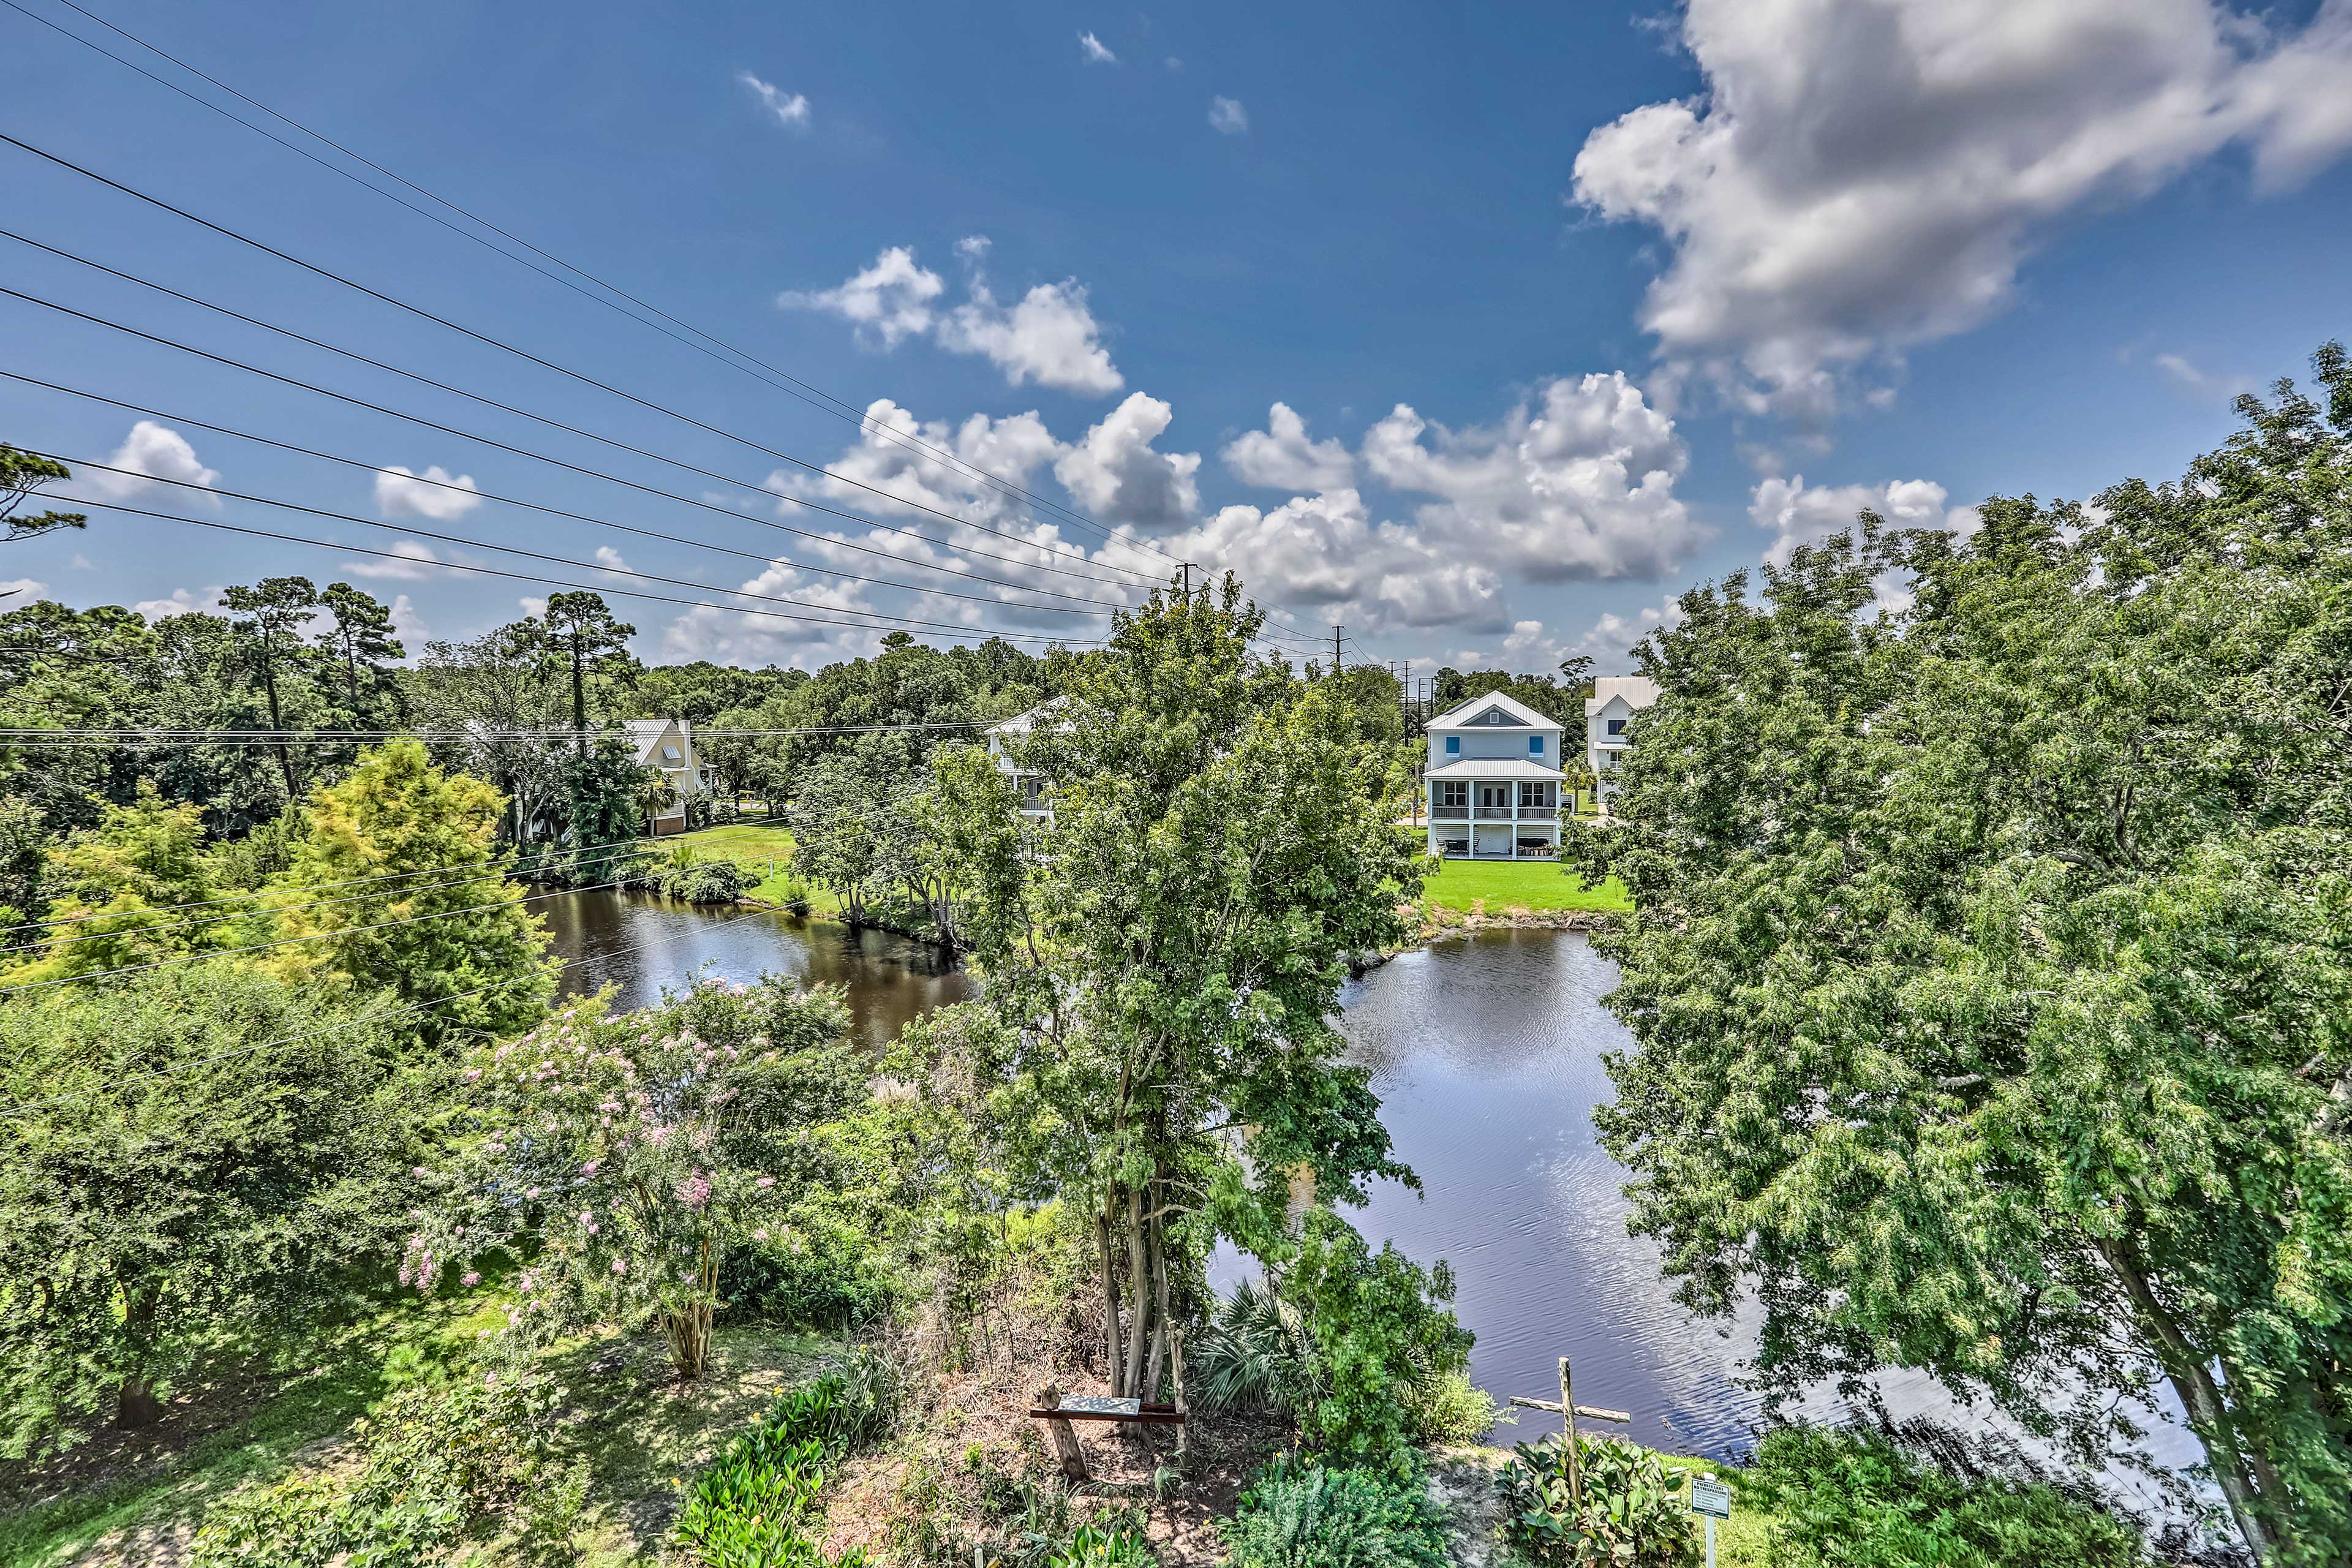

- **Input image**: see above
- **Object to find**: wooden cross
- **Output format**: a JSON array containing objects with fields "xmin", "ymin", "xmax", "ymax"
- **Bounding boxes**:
[{"xmin": 1507, "ymin": 1357, "xmax": 1632, "ymax": 1509}]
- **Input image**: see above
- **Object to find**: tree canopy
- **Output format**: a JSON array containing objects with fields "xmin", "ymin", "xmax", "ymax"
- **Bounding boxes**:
[{"xmin": 1566, "ymin": 342, "xmax": 2352, "ymax": 1564}]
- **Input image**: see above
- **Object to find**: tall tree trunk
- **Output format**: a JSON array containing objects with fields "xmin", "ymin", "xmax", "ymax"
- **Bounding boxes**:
[
  {"xmin": 1121, "ymin": 1186, "xmax": 1153, "ymax": 1432},
  {"xmin": 1098, "ymin": 1201, "xmax": 1125, "ymax": 1395},
  {"xmin": 115, "ymin": 1283, "xmax": 164, "ymax": 1429},
  {"xmin": 260, "ymin": 641, "xmax": 298, "ymax": 802},
  {"xmin": 570, "ymin": 638, "xmax": 588, "ymax": 757},
  {"xmin": 1143, "ymin": 1208, "xmax": 1170, "ymax": 1405},
  {"xmin": 2095, "ymin": 1235, "xmax": 2276, "ymax": 1562}
]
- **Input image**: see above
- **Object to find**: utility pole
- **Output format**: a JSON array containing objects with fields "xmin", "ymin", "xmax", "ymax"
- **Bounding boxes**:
[
  {"xmin": 1179, "ymin": 561, "xmax": 1194, "ymax": 597},
  {"xmin": 1332, "ymin": 623, "xmax": 1343, "ymax": 679}
]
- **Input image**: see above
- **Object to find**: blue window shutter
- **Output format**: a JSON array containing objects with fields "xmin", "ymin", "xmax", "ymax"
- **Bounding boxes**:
[
  {"xmin": 1529, "ymin": 736, "xmax": 1544, "ymax": 756},
  {"xmin": 1446, "ymin": 736, "xmax": 1460, "ymax": 755}
]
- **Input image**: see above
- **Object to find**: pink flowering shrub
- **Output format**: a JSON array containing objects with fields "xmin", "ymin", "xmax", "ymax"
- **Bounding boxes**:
[{"xmin": 404, "ymin": 974, "xmax": 858, "ymax": 1378}]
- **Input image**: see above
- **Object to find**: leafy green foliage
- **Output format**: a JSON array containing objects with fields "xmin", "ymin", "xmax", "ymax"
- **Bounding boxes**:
[
  {"xmin": 1284, "ymin": 1208, "xmax": 1474, "ymax": 1468},
  {"xmin": 265, "ymin": 741, "xmax": 558, "ymax": 1042},
  {"xmin": 1563, "ymin": 342, "xmax": 2352, "ymax": 1564},
  {"xmin": 1401, "ymin": 1369, "xmax": 1500, "ymax": 1447},
  {"xmin": 1223, "ymin": 1458, "xmax": 1451, "ymax": 1568},
  {"xmin": 1496, "ymin": 1434, "xmax": 1697, "ymax": 1567},
  {"xmin": 189, "ymin": 1368, "xmax": 584, "ymax": 1568},
  {"xmin": 407, "ymin": 977, "xmax": 861, "ymax": 1378},
  {"xmin": 0, "ymin": 443, "xmax": 85, "ymax": 543},
  {"xmin": 1189, "ymin": 1275, "xmax": 1314, "ymax": 1417},
  {"xmin": 1743, "ymin": 1427, "xmax": 2143, "ymax": 1568},
  {"xmin": 0, "ymin": 966, "xmax": 412, "ymax": 1457},
  {"xmin": 935, "ymin": 576, "xmax": 1431, "ymax": 1414},
  {"xmin": 673, "ymin": 1369, "xmax": 892, "ymax": 1568},
  {"xmin": 1039, "ymin": 1523, "xmax": 1155, "ymax": 1568}
]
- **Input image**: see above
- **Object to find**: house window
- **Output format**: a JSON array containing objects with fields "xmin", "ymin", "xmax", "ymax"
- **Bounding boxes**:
[
  {"xmin": 1434, "ymin": 781, "xmax": 1468, "ymax": 807},
  {"xmin": 1445, "ymin": 736, "xmax": 1460, "ymax": 756},
  {"xmin": 1528, "ymin": 736, "xmax": 1544, "ymax": 756},
  {"xmin": 1519, "ymin": 782, "xmax": 1550, "ymax": 809},
  {"xmin": 1607, "ymin": 718, "xmax": 1627, "ymax": 736},
  {"xmin": 661, "ymin": 745, "xmax": 682, "ymax": 761}
]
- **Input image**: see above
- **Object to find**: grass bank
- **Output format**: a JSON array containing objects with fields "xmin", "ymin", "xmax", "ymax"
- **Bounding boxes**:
[{"xmin": 1417, "ymin": 856, "xmax": 1630, "ymax": 916}]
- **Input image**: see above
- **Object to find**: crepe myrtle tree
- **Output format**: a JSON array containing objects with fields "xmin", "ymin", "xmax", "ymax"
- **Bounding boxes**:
[{"xmin": 405, "ymin": 974, "xmax": 861, "ymax": 1379}]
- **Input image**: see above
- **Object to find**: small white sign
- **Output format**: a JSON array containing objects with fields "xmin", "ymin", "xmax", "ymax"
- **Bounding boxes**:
[
  {"xmin": 1058, "ymin": 1395, "xmax": 1140, "ymax": 1417},
  {"xmin": 1691, "ymin": 1477, "xmax": 1732, "ymax": 1519}
]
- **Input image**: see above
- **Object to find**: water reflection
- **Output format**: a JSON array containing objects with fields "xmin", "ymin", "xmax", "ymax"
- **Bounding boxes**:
[{"xmin": 535, "ymin": 889, "xmax": 971, "ymax": 1052}]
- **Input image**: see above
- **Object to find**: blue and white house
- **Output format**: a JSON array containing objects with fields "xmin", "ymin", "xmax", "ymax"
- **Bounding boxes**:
[
  {"xmin": 1584, "ymin": 676, "xmax": 1661, "ymax": 812},
  {"xmin": 1422, "ymin": 691, "xmax": 1564, "ymax": 859},
  {"xmin": 986, "ymin": 703, "xmax": 1063, "ymax": 818}
]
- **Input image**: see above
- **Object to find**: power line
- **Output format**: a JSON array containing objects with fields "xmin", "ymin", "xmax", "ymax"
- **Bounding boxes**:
[
  {"xmin": 40, "ymin": 451, "xmax": 1118, "ymax": 643},
  {"xmin": 45, "ymin": 492, "xmax": 1110, "ymax": 647},
  {"xmin": 0, "ymin": 720, "xmax": 996, "ymax": 744},
  {"xmin": 0, "ymin": 132, "xmax": 1193, "ymax": 592},
  {"xmin": 0, "ymin": 0, "xmax": 1196, "ymax": 582},
  {"xmin": 0, "ymin": 250, "xmax": 1156, "ymax": 595},
  {"xmin": 2, "ymin": 369, "xmax": 1135, "ymax": 616}
]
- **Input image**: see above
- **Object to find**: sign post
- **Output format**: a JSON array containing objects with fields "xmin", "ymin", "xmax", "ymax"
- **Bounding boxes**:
[{"xmin": 1690, "ymin": 1473, "xmax": 1731, "ymax": 1568}]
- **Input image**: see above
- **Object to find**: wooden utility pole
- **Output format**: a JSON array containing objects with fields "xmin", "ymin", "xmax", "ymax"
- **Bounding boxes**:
[{"xmin": 1332, "ymin": 623, "xmax": 1343, "ymax": 677}]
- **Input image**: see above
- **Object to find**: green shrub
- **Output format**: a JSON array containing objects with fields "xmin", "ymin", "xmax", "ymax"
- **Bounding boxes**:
[
  {"xmin": 1403, "ymin": 1368, "xmax": 1500, "ymax": 1446},
  {"xmin": 673, "ymin": 1368, "xmax": 894, "ymax": 1568},
  {"xmin": 1041, "ymin": 1522, "xmax": 1155, "ymax": 1568},
  {"xmin": 1496, "ymin": 1433, "xmax": 1698, "ymax": 1567},
  {"xmin": 1189, "ymin": 1276, "xmax": 1313, "ymax": 1417},
  {"xmin": 771, "ymin": 874, "xmax": 815, "ymax": 916},
  {"xmin": 1745, "ymin": 1427, "xmax": 2144, "ymax": 1568},
  {"xmin": 1223, "ymin": 1458, "xmax": 1450, "ymax": 1568},
  {"xmin": 190, "ymin": 1373, "xmax": 573, "ymax": 1568},
  {"xmin": 662, "ymin": 858, "xmax": 755, "ymax": 903}
]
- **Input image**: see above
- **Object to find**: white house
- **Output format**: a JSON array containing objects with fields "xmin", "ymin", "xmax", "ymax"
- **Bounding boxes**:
[
  {"xmin": 986, "ymin": 703, "xmax": 1061, "ymax": 817},
  {"xmin": 1584, "ymin": 676, "xmax": 1660, "ymax": 811},
  {"xmin": 1422, "ymin": 691, "xmax": 1565, "ymax": 859},
  {"xmin": 625, "ymin": 717, "xmax": 711, "ymax": 835}
]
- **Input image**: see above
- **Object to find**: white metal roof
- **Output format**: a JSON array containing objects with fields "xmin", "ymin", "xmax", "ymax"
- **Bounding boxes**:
[
  {"xmin": 625, "ymin": 717, "xmax": 686, "ymax": 766},
  {"xmin": 1427, "ymin": 690, "xmax": 1560, "ymax": 731},
  {"xmin": 1423, "ymin": 758, "xmax": 1566, "ymax": 780},
  {"xmin": 1584, "ymin": 676, "xmax": 1661, "ymax": 719}
]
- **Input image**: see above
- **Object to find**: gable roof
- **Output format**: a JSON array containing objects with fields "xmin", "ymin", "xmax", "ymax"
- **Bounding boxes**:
[
  {"xmin": 1583, "ymin": 676, "xmax": 1661, "ymax": 720},
  {"xmin": 1428, "ymin": 690, "xmax": 1559, "ymax": 731},
  {"xmin": 625, "ymin": 717, "xmax": 688, "ymax": 767}
]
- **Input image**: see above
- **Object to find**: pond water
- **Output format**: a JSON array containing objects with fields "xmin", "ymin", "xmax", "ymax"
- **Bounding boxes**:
[
  {"xmin": 537, "ymin": 892, "xmax": 2196, "ymax": 1506},
  {"xmin": 535, "ymin": 889, "xmax": 970, "ymax": 1052}
]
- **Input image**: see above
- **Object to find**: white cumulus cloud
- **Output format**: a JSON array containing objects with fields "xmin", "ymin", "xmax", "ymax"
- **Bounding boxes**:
[
  {"xmin": 784, "ymin": 243, "xmax": 1122, "ymax": 394},
  {"xmin": 1170, "ymin": 489, "xmax": 1507, "ymax": 637},
  {"xmin": 1054, "ymin": 393, "xmax": 1201, "ymax": 533},
  {"xmin": 1361, "ymin": 373, "xmax": 1705, "ymax": 581},
  {"xmin": 1208, "ymin": 96, "xmax": 1248, "ymax": 135},
  {"xmin": 1572, "ymin": 0, "xmax": 2352, "ymax": 419},
  {"xmin": 1079, "ymin": 31, "xmax": 1117, "ymax": 64},
  {"xmin": 134, "ymin": 585, "xmax": 226, "ymax": 622},
  {"xmin": 779, "ymin": 246, "xmax": 946, "ymax": 348},
  {"xmin": 739, "ymin": 72, "xmax": 810, "ymax": 129},
  {"xmin": 1748, "ymin": 475, "xmax": 1980, "ymax": 567},
  {"xmin": 374, "ymin": 464, "xmax": 483, "ymax": 521},
  {"xmin": 939, "ymin": 277, "xmax": 1123, "ymax": 396},
  {"xmin": 1223, "ymin": 402, "xmax": 1356, "ymax": 491},
  {"xmin": 87, "ymin": 421, "xmax": 220, "ymax": 506},
  {"xmin": 339, "ymin": 538, "xmax": 449, "ymax": 581}
]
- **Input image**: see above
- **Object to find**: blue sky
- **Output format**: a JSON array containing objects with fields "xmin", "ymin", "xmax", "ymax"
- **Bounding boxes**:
[{"xmin": 5, "ymin": 0, "xmax": 2350, "ymax": 676}]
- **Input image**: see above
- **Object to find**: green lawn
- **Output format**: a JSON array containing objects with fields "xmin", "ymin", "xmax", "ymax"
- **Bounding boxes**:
[
  {"xmin": 672, "ymin": 821, "xmax": 840, "ymax": 911},
  {"xmin": 1419, "ymin": 856, "xmax": 1629, "ymax": 914}
]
